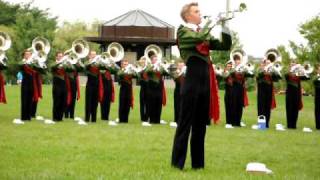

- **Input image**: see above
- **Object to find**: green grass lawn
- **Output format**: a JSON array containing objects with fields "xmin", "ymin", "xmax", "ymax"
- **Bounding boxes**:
[{"xmin": 0, "ymin": 85, "xmax": 319, "ymax": 179}]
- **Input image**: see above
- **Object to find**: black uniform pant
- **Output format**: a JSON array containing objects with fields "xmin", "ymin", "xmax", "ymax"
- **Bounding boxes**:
[
  {"xmin": 232, "ymin": 83, "xmax": 244, "ymax": 126},
  {"xmin": 53, "ymin": 78, "xmax": 67, "ymax": 121},
  {"xmin": 257, "ymin": 82, "xmax": 273, "ymax": 128},
  {"xmin": 172, "ymin": 58, "xmax": 209, "ymax": 169},
  {"xmin": 224, "ymin": 85, "xmax": 233, "ymax": 125},
  {"xmin": 21, "ymin": 73, "xmax": 33, "ymax": 121},
  {"xmin": 315, "ymin": 87, "xmax": 320, "ymax": 129},
  {"xmin": 147, "ymin": 81, "xmax": 163, "ymax": 124},
  {"xmin": 286, "ymin": 84, "xmax": 300, "ymax": 129},
  {"xmin": 65, "ymin": 78, "xmax": 77, "ymax": 119},
  {"xmin": 140, "ymin": 82, "xmax": 148, "ymax": 122},
  {"xmin": 174, "ymin": 84, "xmax": 181, "ymax": 122},
  {"xmin": 85, "ymin": 83, "xmax": 98, "ymax": 122},
  {"xmin": 100, "ymin": 78, "xmax": 112, "ymax": 120},
  {"xmin": 119, "ymin": 83, "xmax": 131, "ymax": 123}
]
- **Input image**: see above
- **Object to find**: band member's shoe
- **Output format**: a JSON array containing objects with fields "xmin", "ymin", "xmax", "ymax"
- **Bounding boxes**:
[
  {"xmin": 115, "ymin": 118, "xmax": 119, "ymax": 123},
  {"xmin": 142, "ymin": 122, "xmax": 152, "ymax": 127},
  {"xmin": 44, "ymin": 119, "xmax": 56, "ymax": 124},
  {"xmin": 169, "ymin": 122, "xmax": 177, "ymax": 127},
  {"xmin": 74, "ymin": 117, "xmax": 83, "ymax": 121},
  {"xmin": 108, "ymin": 121, "xmax": 118, "ymax": 126},
  {"xmin": 160, "ymin": 120, "xmax": 167, "ymax": 125},
  {"xmin": 78, "ymin": 120, "xmax": 87, "ymax": 125},
  {"xmin": 225, "ymin": 124, "xmax": 234, "ymax": 129},
  {"xmin": 13, "ymin": 119, "xmax": 25, "ymax": 125},
  {"xmin": 36, "ymin": 116, "xmax": 44, "ymax": 121},
  {"xmin": 241, "ymin": 121, "xmax": 246, "ymax": 127}
]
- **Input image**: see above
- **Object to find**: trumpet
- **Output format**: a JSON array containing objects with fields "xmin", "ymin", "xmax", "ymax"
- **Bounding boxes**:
[
  {"xmin": 203, "ymin": 3, "xmax": 247, "ymax": 28},
  {"xmin": 0, "ymin": 32, "xmax": 11, "ymax": 66}
]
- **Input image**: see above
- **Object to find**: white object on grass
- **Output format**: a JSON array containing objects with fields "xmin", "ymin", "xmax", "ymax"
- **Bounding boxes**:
[
  {"xmin": 142, "ymin": 122, "xmax": 152, "ymax": 127},
  {"xmin": 115, "ymin": 118, "xmax": 119, "ymax": 123},
  {"xmin": 13, "ymin": 118, "xmax": 24, "ymax": 125},
  {"xmin": 44, "ymin": 119, "xmax": 55, "ymax": 124},
  {"xmin": 160, "ymin": 120, "xmax": 167, "ymax": 125},
  {"xmin": 251, "ymin": 124, "xmax": 259, "ymax": 130},
  {"xmin": 225, "ymin": 124, "xmax": 234, "ymax": 129},
  {"xmin": 74, "ymin": 117, "xmax": 83, "ymax": 121},
  {"xmin": 275, "ymin": 124, "xmax": 286, "ymax": 131},
  {"xmin": 78, "ymin": 120, "xmax": 87, "ymax": 125},
  {"xmin": 302, "ymin": 127, "xmax": 312, "ymax": 133},
  {"xmin": 246, "ymin": 162, "xmax": 272, "ymax": 174},
  {"xmin": 240, "ymin": 121, "xmax": 246, "ymax": 127},
  {"xmin": 108, "ymin": 121, "xmax": 118, "ymax": 126},
  {"xmin": 169, "ymin": 122, "xmax": 177, "ymax": 128},
  {"xmin": 36, "ymin": 116, "xmax": 44, "ymax": 121}
]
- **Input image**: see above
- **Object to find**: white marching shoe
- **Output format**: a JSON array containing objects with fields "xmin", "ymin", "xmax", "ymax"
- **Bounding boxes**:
[
  {"xmin": 78, "ymin": 120, "xmax": 87, "ymax": 125},
  {"xmin": 169, "ymin": 122, "xmax": 177, "ymax": 128},
  {"xmin": 240, "ymin": 121, "xmax": 246, "ymax": 127},
  {"xmin": 160, "ymin": 120, "xmax": 167, "ymax": 125},
  {"xmin": 142, "ymin": 121, "xmax": 152, "ymax": 127},
  {"xmin": 108, "ymin": 120, "xmax": 118, "ymax": 126},
  {"xmin": 115, "ymin": 118, "xmax": 119, "ymax": 123},
  {"xmin": 36, "ymin": 116, "xmax": 44, "ymax": 121},
  {"xmin": 74, "ymin": 117, "xmax": 83, "ymax": 121},
  {"xmin": 44, "ymin": 119, "xmax": 56, "ymax": 125},
  {"xmin": 275, "ymin": 124, "xmax": 286, "ymax": 131},
  {"xmin": 13, "ymin": 118, "xmax": 24, "ymax": 125},
  {"xmin": 303, "ymin": 127, "xmax": 312, "ymax": 133},
  {"xmin": 225, "ymin": 124, "xmax": 234, "ymax": 129}
]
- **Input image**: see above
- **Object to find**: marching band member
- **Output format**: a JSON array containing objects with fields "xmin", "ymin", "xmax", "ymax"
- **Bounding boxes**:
[
  {"xmin": 145, "ymin": 55, "xmax": 167, "ymax": 124},
  {"xmin": 256, "ymin": 50, "xmax": 281, "ymax": 128},
  {"xmin": 223, "ymin": 61, "xmax": 234, "ymax": 126},
  {"xmin": 64, "ymin": 62, "xmax": 82, "ymax": 120},
  {"xmin": 314, "ymin": 64, "xmax": 320, "ymax": 129},
  {"xmin": 117, "ymin": 59, "xmax": 135, "ymax": 123},
  {"xmin": 0, "ymin": 55, "xmax": 8, "ymax": 104},
  {"xmin": 172, "ymin": 2, "xmax": 232, "ymax": 169},
  {"xmin": 20, "ymin": 49, "xmax": 44, "ymax": 121},
  {"xmin": 51, "ymin": 52, "xmax": 67, "ymax": 121},
  {"xmin": 172, "ymin": 61, "xmax": 185, "ymax": 125},
  {"xmin": 285, "ymin": 60, "xmax": 310, "ymax": 129},
  {"xmin": 137, "ymin": 57, "xmax": 150, "ymax": 125},
  {"xmin": 85, "ymin": 50, "xmax": 99, "ymax": 123}
]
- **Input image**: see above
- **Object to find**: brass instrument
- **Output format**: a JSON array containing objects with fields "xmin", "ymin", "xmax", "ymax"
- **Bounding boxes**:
[
  {"xmin": 107, "ymin": 42, "xmax": 124, "ymax": 63},
  {"xmin": 29, "ymin": 37, "xmax": 51, "ymax": 68},
  {"xmin": 290, "ymin": 62, "xmax": 314, "ymax": 78},
  {"xmin": 0, "ymin": 32, "xmax": 11, "ymax": 66},
  {"xmin": 62, "ymin": 39, "xmax": 89, "ymax": 65},
  {"xmin": 144, "ymin": 44, "xmax": 163, "ymax": 64}
]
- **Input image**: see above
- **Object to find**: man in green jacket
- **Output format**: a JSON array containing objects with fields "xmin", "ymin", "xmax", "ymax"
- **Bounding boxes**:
[{"xmin": 171, "ymin": 2, "xmax": 232, "ymax": 170}]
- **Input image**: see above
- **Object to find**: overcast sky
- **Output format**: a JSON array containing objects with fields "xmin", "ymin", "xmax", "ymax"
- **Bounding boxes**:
[{"xmin": 5, "ymin": 0, "xmax": 320, "ymax": 57}]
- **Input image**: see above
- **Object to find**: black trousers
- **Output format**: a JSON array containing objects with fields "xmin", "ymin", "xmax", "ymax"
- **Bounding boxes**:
[
  {"xmin": 231, "ymin": 82, "xmax": 244, "ymax": 126},
  {"xmin": 65, "ymin": 77, "xmax": 77, "ymax": 119},
  {"xmin": 21, "ymin": 72, "xmax": 34, "ymax": 121},
  {"xmin": 85, "ymin": 75, "xmax": 99, "ymax": 122},
  {"xmin": 146, "ymin": 81, "xmax": 163, "ymax": 124},
  {"xmin": 257, "ymin": 82, "xmax": 273, "ymax": 128},
  {"xmin": 139, "ymin": 81, "xmax": 148, "ymax": 122},
  {"xmin": 52, "ymin": 77, "xmax": 67, "ymax": 121},
  {"xmin": 31, "ymin": 101, "xmax": 38, "ymax": 118},
  {"xmin": 174, "ymin": 83, "xmax": 181, "ymax": 122},
  {"xmin": 315, "ymin": 87, "xmax": 320, "ymax": 129},
  {"xmin": 172, "ymin": 58, "xmax": 209, "ymax": 169},
  {"xmin": 119, "ymin": 82, "xmax": 131, "ymax": 123},
  {"xmin": 286, "ymin": 84, "xmax": 301, "ymax": 129},
  {"xmin": 100, "ymin": 77, "xmax": 112, "ymax": 120},
  {"xmin": 224, "ymin": 85, "xmax": 233, "ymax": 125}
]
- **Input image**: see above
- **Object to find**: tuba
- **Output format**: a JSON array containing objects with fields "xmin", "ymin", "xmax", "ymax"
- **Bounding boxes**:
[
  {"xmin": 30, "ymin": 37, "xmax": 51, "ymax": 68},
  {"xmin": 264, "ymin": 48, "xmax": 282, "ymax": 75},
  {"xmin": 144, "ymin": 44, "xmax": 163, "ymax": 64},
  {"xmin": 0, "ymin": 32, "xmax": 11, "ymax": 66},
  {"xmin": 107, "ymin": 42, "xmax": 124, "ymax": 63},
  {"xmin": 63, "ymin": 39, "xmax": 89, "ymax": 65}
]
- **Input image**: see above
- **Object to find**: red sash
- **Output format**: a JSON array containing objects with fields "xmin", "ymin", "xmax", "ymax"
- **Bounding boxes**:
[
  {"xmin": 23, "ymin": 65, "xmax": 41, "ymax": 102},
  {"xmin": 0, "ymin": 72, "xmax": 6, "ymax": 103},
  {"xmin": 89, "ymin": 67, "xmax": 104, "ymax": 103},
  {"xmin": 65, "ymin": 74, "xmax": 72, "ymax": 106},
  {"xmin": 208, "ymin": 61, "xmax": 220, "ymax": 124},
  {"xmin": 288, "ymin": 75, "xmax": 303, "ymax": 110},
  {"xmin": 155, "ymin": 72, "xmax": 166, "ymax": 106}
]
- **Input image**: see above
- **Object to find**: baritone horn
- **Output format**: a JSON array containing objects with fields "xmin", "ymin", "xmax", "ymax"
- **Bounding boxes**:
[
  {"xmin": 107, "ymin": 42, "xmax": 124, "ymax": 62},
  {"xmin": 32, "ymin": 37, "xmax": 51, "ymax": 58},
  {"xmin": 144, "ymin": 44, "xmax": 163, "ymax": 63},
  {"xmin": 0, "ymin": 32, "xmax": 11, "ymax": 66}
]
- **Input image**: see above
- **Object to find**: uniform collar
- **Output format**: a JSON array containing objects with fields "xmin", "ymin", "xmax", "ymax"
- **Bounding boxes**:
[{"xmin": 184, "ymin": 23, "xmax": 200, "ymax": 32}]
